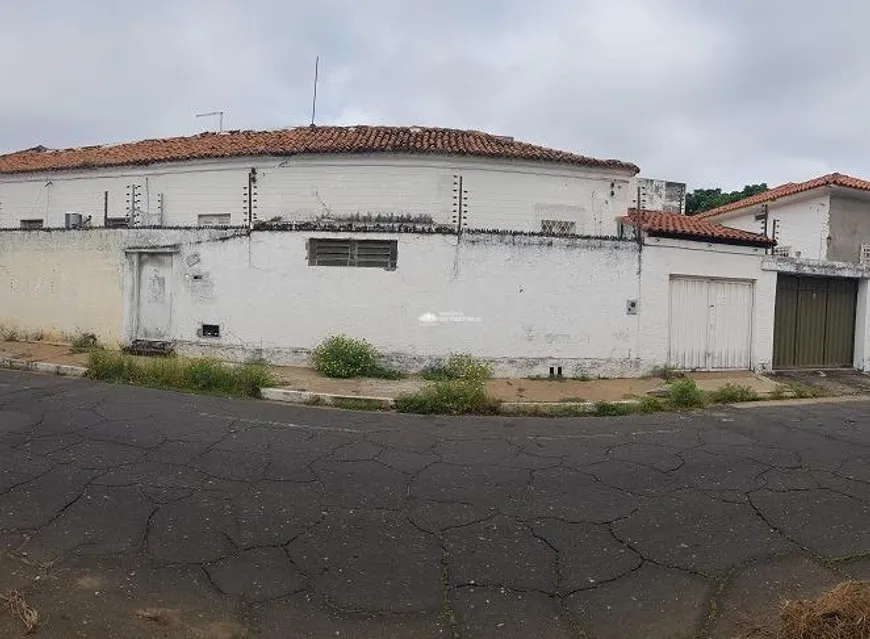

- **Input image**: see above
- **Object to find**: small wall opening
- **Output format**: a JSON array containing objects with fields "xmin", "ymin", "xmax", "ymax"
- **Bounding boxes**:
[{"xmin": 200, "ymin": 324, "xmax": 220, "ymax": 338}]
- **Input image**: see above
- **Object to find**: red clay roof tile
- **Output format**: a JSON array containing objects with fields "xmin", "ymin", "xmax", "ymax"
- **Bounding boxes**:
[
  {"xmin": 0, "ymin": 126, "xmax": 640, "ymax": 175},
  {"xmin": 697, "ymin": 172, "xmax": 870, "ymax": 218},
  {"xmin": 623, "ymin": 210, "xmax": 774, "ymax": 247}
]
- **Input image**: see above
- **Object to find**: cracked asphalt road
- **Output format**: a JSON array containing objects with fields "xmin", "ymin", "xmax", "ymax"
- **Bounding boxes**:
[{"xmin": 2, "ymin": 371, "xmax": 870, "ymax": 638}]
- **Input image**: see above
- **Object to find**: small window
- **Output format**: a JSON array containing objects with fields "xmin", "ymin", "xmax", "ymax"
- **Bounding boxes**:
[
  {"xmin": 198, "ymin": 214, "xmax": 232, "ymax": 227},
  {"xmin": 541, "ymin": 219, "xmax": 577, "ymax": 236},
  {"xmin": 861, "ymin": 244, "xmax": 870, "ymax": 266},
  {"xmin": 773, "ymin": 245, "xmax": 791, "ymax": 258},
  {"xmin": 308, "ymin": 238, "xmax": 398, "ymax": 270},
  {"xmin": 19, "ymin": 219, "xmax": 44, "ymax": 230}
]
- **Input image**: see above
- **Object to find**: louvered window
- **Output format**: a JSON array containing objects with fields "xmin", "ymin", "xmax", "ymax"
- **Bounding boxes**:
[
  {"xmin": 541, "ymin": 219, "xmax": 576, "ymax": 236},
  {"xmin": 308, "ymin": 238, "xmax": 398, "ymax": 270}
]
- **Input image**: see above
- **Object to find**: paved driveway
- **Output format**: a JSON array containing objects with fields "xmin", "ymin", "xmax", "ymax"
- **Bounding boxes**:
[{"xmin": 1, "ymin": 370, "xmax": 869, "ymax": 638}]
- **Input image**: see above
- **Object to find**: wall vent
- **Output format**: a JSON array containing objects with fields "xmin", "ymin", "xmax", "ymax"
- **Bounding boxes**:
[
  {"xmin": 200, "ymin": 324, "xmax": 220, "ymax": 338},
  {"xmin": 541, "ymin": 219, "xmax": 576, "ymax": 236}
]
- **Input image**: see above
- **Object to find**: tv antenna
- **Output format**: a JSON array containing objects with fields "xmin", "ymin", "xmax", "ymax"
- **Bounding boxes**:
[
  {"xmin": 196, "ymin": 111, "xmax": 224, "ymax": 133},
  {"xmin": 310, "ymin": 56, "xmax": 319, "ymax": 126}
]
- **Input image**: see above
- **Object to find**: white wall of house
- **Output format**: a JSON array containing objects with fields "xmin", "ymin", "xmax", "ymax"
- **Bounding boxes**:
[
  {"xmin": 0, "ymin": 154, "xmax": 636, "ymax": 235},
  {"xmin": 707, "ymin": 193, "xmax": 831, "ymax": 260}
]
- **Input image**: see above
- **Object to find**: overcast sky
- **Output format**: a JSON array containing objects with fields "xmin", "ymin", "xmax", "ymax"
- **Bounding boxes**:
[{"xmin": 1, "ymin": 0, "xmax": 867, "ymax": 190}]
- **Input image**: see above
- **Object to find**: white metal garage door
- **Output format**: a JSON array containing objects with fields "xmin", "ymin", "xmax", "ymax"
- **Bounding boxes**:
[{"xmin": 669, "ymin": 277, "xmax": 754, "ymax": 370}]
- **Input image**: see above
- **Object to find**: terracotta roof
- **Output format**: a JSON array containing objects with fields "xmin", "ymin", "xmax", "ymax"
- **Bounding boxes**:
[
  {"xmin": 698, "ymin": 172, "xmax": 870, "ymax": 218},
  {"xmin": 0, "ymin": 126, "xmax": 639, "ymax": 175},
  {"xmin": 623, "ymin": 210, "xmax": 775, "ymax": 247}
]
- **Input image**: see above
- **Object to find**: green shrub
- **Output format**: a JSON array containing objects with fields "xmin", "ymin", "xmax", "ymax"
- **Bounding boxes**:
[
  {"xmin": 1, "ymin": 326, "xmax": 19, "ymax": 342},
  {"xmin": 708, "ymin": 383, "xmax": 758, "ymax": 404},
  {"xmin": 594, "ymin": 402, "xmax": 637, "ymax": 417},
  {"xmin": 87, "ymin": 351, "xmax": 274, "ymax": 398},
  {"xmin": 636, "ymin": 395, "xmax": 666, "ymax": 414},
  {"xmin": 668, "ymin": 378, "xmax": 707, "ymax": 409},
  {"xmin": 395, "ymin": 379, "xmax": 499, "ymax": 415},
  {"xmin": 310, "ymin": 335, "xmax": 402, "ymax": 379},
  {"xmin": 421, "ymin": 354, "xmax": 493, "ymax": 383}
]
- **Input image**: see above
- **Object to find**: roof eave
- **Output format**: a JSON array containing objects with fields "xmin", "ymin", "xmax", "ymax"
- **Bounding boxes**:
[{"xmin": 647, "ymin": 229, "xmax": 775, "ymax": 248}]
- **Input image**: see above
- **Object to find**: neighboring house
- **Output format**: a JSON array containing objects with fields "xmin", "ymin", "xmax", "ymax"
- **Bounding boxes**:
[
  {"xmin": 698, "ymin": 172, "xmax": 870, "ymax": 263},
  {"xmin": 700, "ymin": 173, "xmax": 870, "ymax": 370},
  {"xmin": 0, "ymin": 125, "xmax": 675, "ymax": 235}
]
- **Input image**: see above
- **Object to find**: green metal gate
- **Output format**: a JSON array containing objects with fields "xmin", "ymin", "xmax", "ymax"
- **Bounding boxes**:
[{"xmin": 773, "ymin": 275, "xmax": 858, "ymax": 369}]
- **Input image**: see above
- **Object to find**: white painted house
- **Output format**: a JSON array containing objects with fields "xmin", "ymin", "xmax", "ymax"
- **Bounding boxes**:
[
  {"xmin": 0, "ymin": 126, "xmax": 654, "ymax": 235},
  {"xmin": 700, "ymin": 173, "xmax": 870, "ymax": 370},
  {"xmin": 0, "ymin": 125, "xmax": 786, "ymax": 377}
]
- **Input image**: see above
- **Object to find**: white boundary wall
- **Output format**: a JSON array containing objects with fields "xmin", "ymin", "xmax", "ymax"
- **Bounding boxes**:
[{"xmin": 0, "ymin": 228, "xmax": 787, "ymax": 377}]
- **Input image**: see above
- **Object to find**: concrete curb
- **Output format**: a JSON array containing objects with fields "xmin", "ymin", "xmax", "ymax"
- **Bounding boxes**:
[
  {"xmin": 0, "ymin": 358, "xmax": 88, "ymax": 378},
  {"xmin": 261, "ymin": 388, "xmax": 396, "ymax": 409}
]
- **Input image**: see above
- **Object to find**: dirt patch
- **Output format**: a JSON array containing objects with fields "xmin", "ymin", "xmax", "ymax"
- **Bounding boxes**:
[
  {"xmin": 778, "ymin": 580, "xmax": 870, "ymax": 639},
  {"xmin": 0, "ymin": 342, "xmax": 88, "ymax": 368},
  {"xmin": 0, "ymin": 554, "xmax": 248, "ymax": 638},
  {"xmin": 772, "ymin": 370, "xmax": 870, "ymax": 397}
]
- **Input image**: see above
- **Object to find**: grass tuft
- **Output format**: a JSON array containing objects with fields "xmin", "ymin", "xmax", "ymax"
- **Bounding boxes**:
[
  {"xmin": 395, "ymin": 379, "xmax": 500, "ymax": 415},
  {"xmin": 86, "ymin": 350, "xmax": 274, "ymax": 398},
  {"xmin": 70, "ymin": 332, "xmax": 101, "ymax": 353},
  {"xmin": 594, "ymin": 402, "xmax": 637, "ymax": 417},
  {"xmin": 708, "ymin": 383, "xmax": 758, "ymax": 404},
  {"xmin": 398, "ymin": 354, "xmax": 497, "ymax": 415}
]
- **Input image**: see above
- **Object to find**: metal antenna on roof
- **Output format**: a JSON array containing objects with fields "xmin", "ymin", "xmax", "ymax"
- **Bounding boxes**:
[
  {"xmin": 196, "ymin": 111, "xmax": 224, "ymax": 133},
  {"xmin": 310, "ymin": 56, "xmax": 319, "ymax": 126}
]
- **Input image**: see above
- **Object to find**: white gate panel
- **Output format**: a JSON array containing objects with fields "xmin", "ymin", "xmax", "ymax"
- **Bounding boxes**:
[
  {"xmin": 668, "ymin": 277, "xmax": 710, "ymax": 370},
  {"xmin": 669, "ymin": 277, "xmax": 753, "ymax": 370},
  {"xmin": 708, "ymin": 280, "xmax": 753, "ymax": 369}
]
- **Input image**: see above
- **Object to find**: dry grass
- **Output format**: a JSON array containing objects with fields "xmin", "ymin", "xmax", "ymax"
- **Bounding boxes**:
[
  {"xmin": 778, "ymin": 581, "xmax": 870, "ymax": 639},
  {"xmin": 1, "ymin": 589, "xmax": 39, "ymax": 634}
]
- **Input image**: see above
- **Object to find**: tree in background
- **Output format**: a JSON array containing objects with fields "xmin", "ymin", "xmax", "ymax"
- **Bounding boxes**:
[{"xmin": 685, "ymin": 183, "xmax": 768, "ymax": 215}]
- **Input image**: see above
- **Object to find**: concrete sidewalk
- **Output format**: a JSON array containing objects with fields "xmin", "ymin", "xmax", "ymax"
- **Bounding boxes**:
[{"xmin": 0, "ymin": 339, "xmax": 783, "ymax": 407}]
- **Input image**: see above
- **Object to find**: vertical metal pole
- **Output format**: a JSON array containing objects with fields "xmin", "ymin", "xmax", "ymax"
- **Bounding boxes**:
[{"xmin": 311, "ymin": 56, "xmax": 320, "ymax": 126}]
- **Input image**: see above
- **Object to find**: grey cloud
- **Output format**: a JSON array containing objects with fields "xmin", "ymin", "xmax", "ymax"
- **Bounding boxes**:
[{"xmin": 1, "ymin": 0, "xmax": 868, "ymax": 190}]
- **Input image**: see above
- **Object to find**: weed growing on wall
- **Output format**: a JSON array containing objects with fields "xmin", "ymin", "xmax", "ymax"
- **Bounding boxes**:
[
  {"xmin": 311, "ymin": 335, "xmax": 403, "ymax": 379},
  {"xmin": 87, "ymin": 351, "xmax": 274, "ymax": 398}
]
